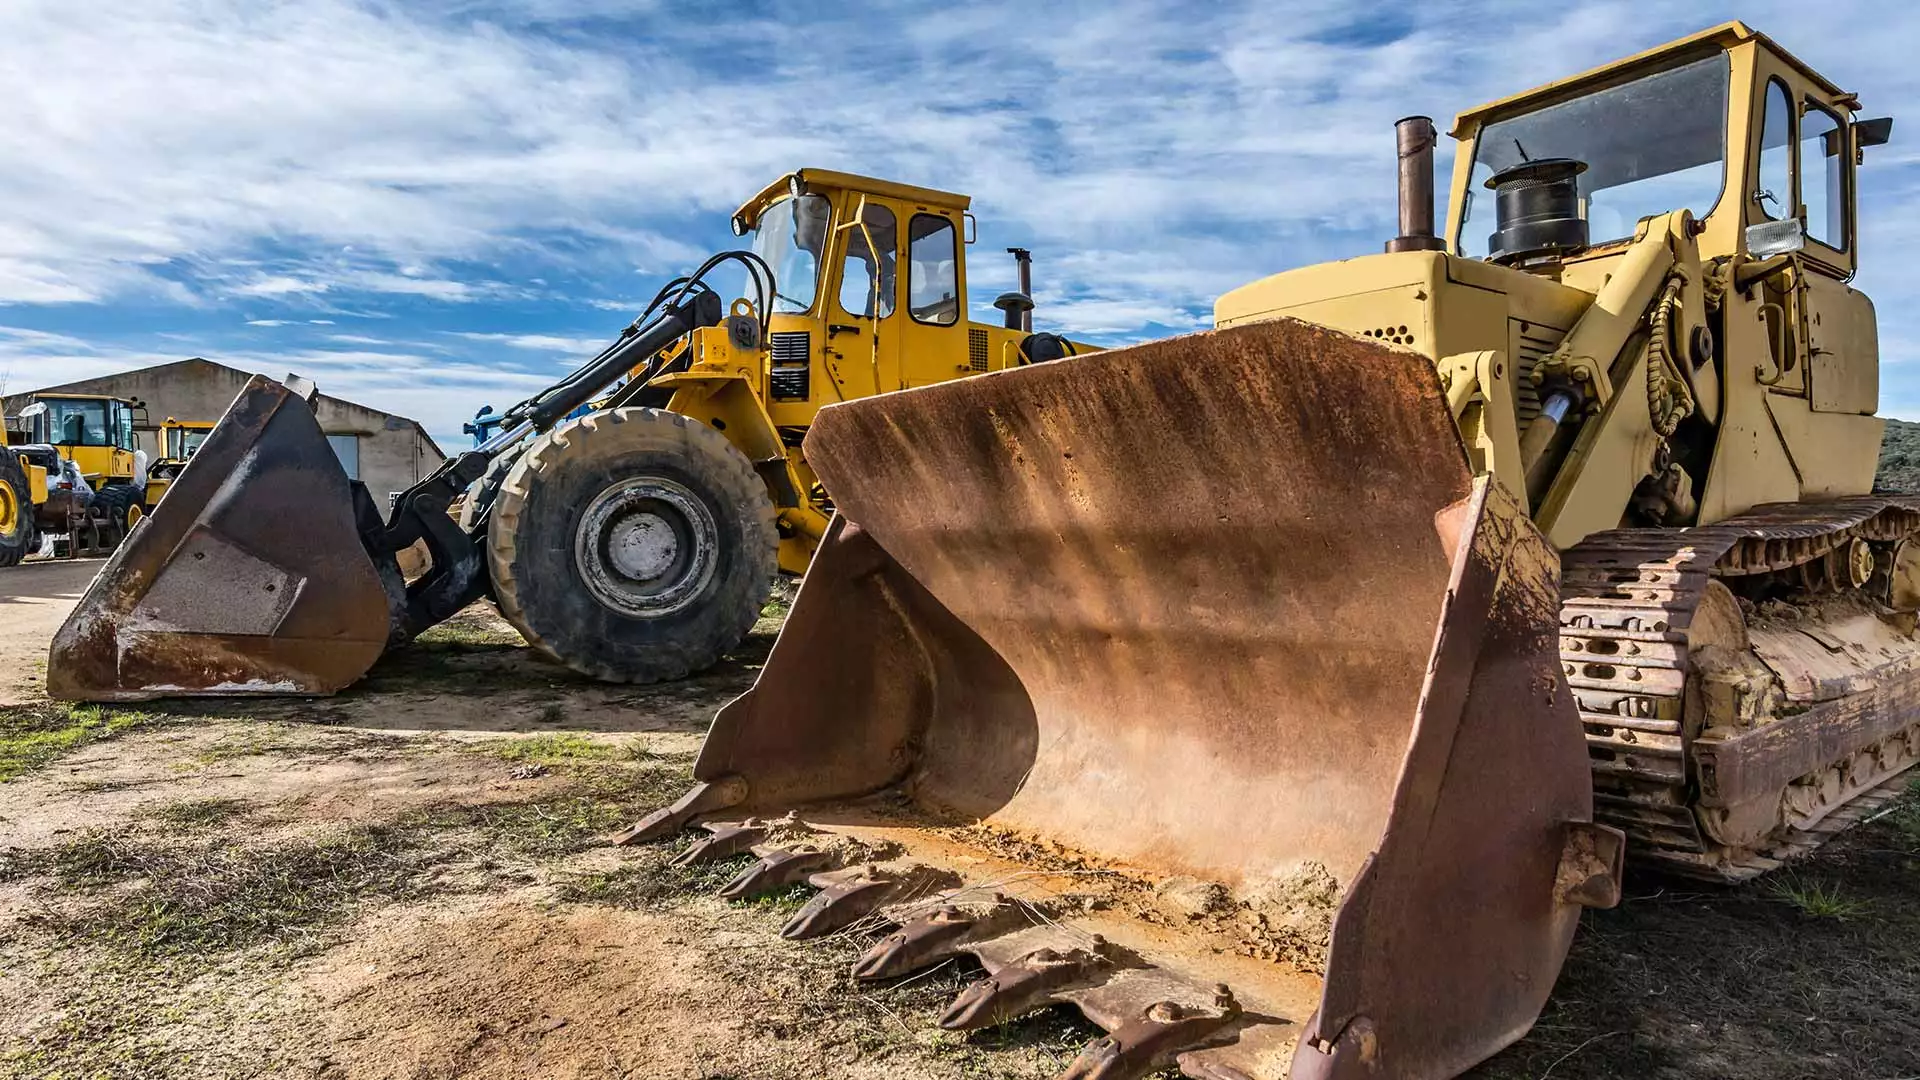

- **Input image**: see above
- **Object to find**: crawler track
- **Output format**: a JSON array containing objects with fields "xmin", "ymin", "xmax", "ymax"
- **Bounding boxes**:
[{"xmin": 1560, "ymin": 496, "xmax": 1920, "ymax": 881}]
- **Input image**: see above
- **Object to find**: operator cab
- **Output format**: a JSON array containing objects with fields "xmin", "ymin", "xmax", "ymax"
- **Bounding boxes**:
[
  {"xmin": 19, "ymin": 394, "xmax": 141, "ymax": 453},
  {"xmin": 1447, "ymin": 22, "xmax": 1891, "ymax": 277},
  {"xmin": 727, "ymin": 169, "xmax": 1074, "ymax": 431}
]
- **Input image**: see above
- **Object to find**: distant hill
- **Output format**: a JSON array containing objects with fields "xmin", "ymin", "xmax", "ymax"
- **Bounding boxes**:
[{"xmin": 1877, "ymin": 417, "xmax": 1920, "ymax": 494}]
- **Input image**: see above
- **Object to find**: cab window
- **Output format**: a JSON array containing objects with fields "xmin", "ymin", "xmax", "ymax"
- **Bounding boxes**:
[
  {"xmin": 1756, "ymin": 80, "xmax": 1792, "ymax": 222},
  {"xmin": 46, "ymin": 399, "xmax": 110, "ymax": 446},
  {"xmin": 114, "ymin": 403, "xmax": 135, "ymax": 452},
  {"xmin": 838, "ymin": 203, "xmax": 897, "ymax": 319},
  {"xmin": 907, "ymin": 215, "xmax": 960, "ymax": 325},
  {"xmin": 1801, "ymin": 102, "xmax": 1846, "ymax": 250}
]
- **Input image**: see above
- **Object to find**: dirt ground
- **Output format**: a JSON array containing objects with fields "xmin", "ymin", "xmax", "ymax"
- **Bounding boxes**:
[
  {"xmin": 0, "ymin": 559, "xmax": 98, "ymax": 706},
  {"xmin": 2, "ymin": 564, "xmax": 1919, "ymax": 1080}
]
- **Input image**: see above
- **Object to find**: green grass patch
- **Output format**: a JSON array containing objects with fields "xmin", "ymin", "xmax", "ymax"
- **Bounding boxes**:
[
  {"xmin": 1766, "ymin": 873, "xmax": 1868, "ymax": 920},
  {"xmin": 415, "ymin": 760, "xmax": 688, "ymax": 858},
  {"xmin": 412, "ymin": 613, "xmax": 524, "ymax": 648},
  {"xmin": 1884, "ymin": 776, "xmax": 1920, "ymax": 844},
  {"xmin": 0, "ymin": 702, "xmax": 157, "ymax": 782},
  {"xmin": 483, "ymin": 731, "xmax": 642, "ymax": 764},
  {"xmin": 16, "ymin": 823, "xmax": 441, "ymax": 957}
]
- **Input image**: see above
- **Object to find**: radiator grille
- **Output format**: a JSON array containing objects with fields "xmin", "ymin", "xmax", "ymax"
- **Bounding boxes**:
[
  {"xmin": 770, "ymin": 331, "xmax": 811, "ymax": 366},
  {"xmin": 1512, "ymin": 323, "xmax": 1564, "ymax": 426},
  {"xmin": 968, "ymin": 328, "xmax": 990, "ymax": 372},
  {"xmin": 769, "ymin": 331, "xmax": 811, "ymax": 401}
]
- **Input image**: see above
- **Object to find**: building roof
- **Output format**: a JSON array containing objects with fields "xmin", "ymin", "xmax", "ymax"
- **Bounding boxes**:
[{"xmin": 7, "ymin": 356, "xmax": 446, "ymax": 460}]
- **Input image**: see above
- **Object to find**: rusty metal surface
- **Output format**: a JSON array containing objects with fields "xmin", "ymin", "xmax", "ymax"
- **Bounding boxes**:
[
  {"xmin": 47, "ymin": 376, "xmax": 391, "ymax": 701},
  {"xmin": 643, "ymin": 319, "xmax": 1602, "ymax": 1078}
]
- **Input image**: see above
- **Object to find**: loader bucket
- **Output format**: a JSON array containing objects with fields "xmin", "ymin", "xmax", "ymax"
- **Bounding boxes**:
[
  {"xmin": 633, "ymin": 319, "xmax": 1618, "ymax": 1079},
  {"xmin": 49, "ymin": 376, "xmax": 393, "ymax": 702}
]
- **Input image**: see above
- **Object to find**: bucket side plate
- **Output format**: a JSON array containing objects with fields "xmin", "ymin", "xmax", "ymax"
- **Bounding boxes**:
[{"xmin": 48, "ymin": 376, "xmax": 390, "ymax": 701}]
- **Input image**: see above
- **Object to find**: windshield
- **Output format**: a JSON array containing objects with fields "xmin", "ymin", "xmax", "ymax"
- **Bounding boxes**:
[
  {"xmin": 45, "ymin": 399, "xmax": 111, "ymax": 447},
  {"xmin": 168, "ymin": 427, "xmax": 210, "ymax": 459},
  {"xmin": 1459, "ymin": 53, "xmax": 1730, "ymax": 257},
  {"xmin": 751, "ymin": 194, "xmax": 831, "ymax": 314}
]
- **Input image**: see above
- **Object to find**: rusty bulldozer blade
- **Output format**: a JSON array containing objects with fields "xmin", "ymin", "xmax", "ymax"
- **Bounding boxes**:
[
  {"xmin": 49, "ymin": 376, "xmax": 396, "ymax": 701},
  {"xmin": 641, "ymin": 318, "xmax": 1618, "ymax": 1078}
]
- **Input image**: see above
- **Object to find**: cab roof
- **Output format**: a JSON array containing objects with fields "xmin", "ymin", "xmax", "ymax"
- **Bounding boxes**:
[
  {"xmin": 734, "ymin": 169, "xmax": 971, "ymax": 229},
  {"xmin": 1450, "ymin": 22, "xmax": 1851, "ymax": 138}
]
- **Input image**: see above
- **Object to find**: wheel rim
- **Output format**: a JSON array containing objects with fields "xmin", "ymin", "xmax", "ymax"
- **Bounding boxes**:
[
  {"xmin": 0, "ymin": 483, "xmax": 16, "ymax": 536},
  {"xmin": 573, "ymin": 476, "xmax": 719, "ymax": 618}
]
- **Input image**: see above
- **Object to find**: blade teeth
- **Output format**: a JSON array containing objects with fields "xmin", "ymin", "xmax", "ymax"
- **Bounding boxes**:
[
  {"xmin": 1055, "ymin": 987, "xmax": 1241, "ymax": 1080},
  {"xmin": 937, "ymin": 943, "xmax": 1110, "ymax": 1032},
  {"xmin": 613, "ymin": 777, "xmax": 748, "ymax": 846},
  {"xmin": 850, "ymin": 902, "xmax": 1002, "ymax": 980},
  {"xmin": 669, "ymin": 820, "xmax": 770, "ymax": 867},
  {"xmin": 779, "ymin": 875, "xmax": 898, "ymax": 941},
  {"xmin": 716, "ymin": 846, "xmax": 834, "ymax": 900}
]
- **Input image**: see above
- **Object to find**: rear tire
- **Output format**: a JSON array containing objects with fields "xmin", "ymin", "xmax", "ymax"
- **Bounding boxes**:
[
  {"xmin": 456, "ymin": 445, "xmax": 522, "ymax": 533},
  {"xmin": 0, "ymin": 454, "xmax": 32, "ymax": 567},
  {"xmin": 91, "ymin": 483, "xmax": 143, "ymax": 547},
  {"xmin": 487, "ymin": 408, "xmax": 777, "ymax": 683}
]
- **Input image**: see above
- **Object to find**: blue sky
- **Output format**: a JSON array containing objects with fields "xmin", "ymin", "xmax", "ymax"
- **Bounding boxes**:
[{"xmin": 4, "ymin": 0, "xmax": 1919, "ymax": 448}]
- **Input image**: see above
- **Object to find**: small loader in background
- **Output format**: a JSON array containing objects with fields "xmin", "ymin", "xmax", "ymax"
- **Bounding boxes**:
[
  {"xmin": 50, "ymin": 171, "xmax": 1091, "ymax": 699},
  {"xmin": 629, "ymin": 24, "xmax": 1908, "ymax": 1080},
  {"xmin": 1, "ymin": 393, "xmax": 150, "ymax": 564},
  {"xmin": 141, "ymin": 417, "xmax": 214, "ymax": 509}
]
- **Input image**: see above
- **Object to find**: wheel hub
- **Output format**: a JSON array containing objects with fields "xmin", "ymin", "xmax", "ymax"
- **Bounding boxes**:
[{"xmin": 575, "ymin": 477, "xmax": 719, "ymax": 618}]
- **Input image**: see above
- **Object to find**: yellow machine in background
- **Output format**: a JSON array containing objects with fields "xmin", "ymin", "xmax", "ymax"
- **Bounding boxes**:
[
  {"xmin": 143, "ymin": 417, "xmax": 214, "ymax": 507},
  {"xmin": 53, "ymin": 170, "xmax": 1093, "ymax": 698},
  {"xmin": 2, "ymin": 392, "xmax": 147, "ymax": 561},
  {"xmin": 624, "ymin": 24, "xmax": 1910, "ymax": 1080}
]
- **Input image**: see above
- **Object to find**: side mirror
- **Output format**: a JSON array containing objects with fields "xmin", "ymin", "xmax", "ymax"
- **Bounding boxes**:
[
  {"xmin": 1858, "ymin": 116, "xmax": 1894, "ymax": 148},
  {"xmin": 1746, "ymin": 217, "xmax": 1806, "ymax": 259}
]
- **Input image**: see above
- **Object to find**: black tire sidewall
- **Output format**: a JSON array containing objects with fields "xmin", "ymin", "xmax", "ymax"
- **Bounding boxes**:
[
  {"xmin": 92, "ymin": 483, "xmax": 140, "ymax": 541},
  {"xmin": 489, "ymin": 409, "xmax": 775, "ymax": 681},
  {"xmin": 0, "ymin": 454, "xmax": 30, "ymax": 565}
]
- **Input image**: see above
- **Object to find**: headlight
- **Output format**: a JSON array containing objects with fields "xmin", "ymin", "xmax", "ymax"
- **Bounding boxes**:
[
  {"xmin": 788, "ymin": 173, "xmax": 805, "ymax": 199},
  {"xmin": 731, "ymin": 214, "xmax": 748, "ymax": 237}
]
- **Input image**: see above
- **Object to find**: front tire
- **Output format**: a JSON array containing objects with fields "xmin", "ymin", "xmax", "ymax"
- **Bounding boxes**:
[
  {"xmin": 0, "ymin": 454, "xmax": 33, "ymax": 567},
  {"xmin": 487, "ymin": 408, "xmax": 777, "ymax": 683}
]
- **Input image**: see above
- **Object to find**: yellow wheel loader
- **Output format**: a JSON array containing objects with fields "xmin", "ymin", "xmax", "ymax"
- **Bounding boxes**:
[
  {"xmin": 142, "ymin": 417, "xmax": 215, "ymax": 509},
  {"xmin": 628, "ymin": 24, "xmax": 1906, "ymax": 1080},
  {"xmin": 49, "ymin": 171, "xmax": 1091, "ymax": 700},
  {"xmin": 7, "ymin": 393, "xmax": 147, "ymax": 559}
]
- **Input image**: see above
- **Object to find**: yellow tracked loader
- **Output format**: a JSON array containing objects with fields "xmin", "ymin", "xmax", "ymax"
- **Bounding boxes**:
[
  {"xmin": 628, "ymin": 23, "xmax": 1908, "ymax": 1080},
  {"xmin": 49, "ymin": 172, "xmax": 1090, "ymax": 699}
]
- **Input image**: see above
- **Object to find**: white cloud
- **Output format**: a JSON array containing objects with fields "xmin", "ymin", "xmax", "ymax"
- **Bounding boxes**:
[
  {"xmin": 2, "ymin": 1, "xmax": 1920, "ymax": 415},
  {"xmin": 231, "ymin": 276, "xmax": 329, "ymax": 298},
  {"xmin": 444, "ymin": 331, "xmax": 602, "ymax": 354}
]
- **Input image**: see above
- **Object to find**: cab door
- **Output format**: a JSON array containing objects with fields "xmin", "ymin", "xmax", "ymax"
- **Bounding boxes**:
[
  {"xmin": 897, "ymin": 209, "xmax": 969, "ymax": 387},
  {"xmin": 825, "ymin": 194, "xmax": 902, "ymax": 398}
]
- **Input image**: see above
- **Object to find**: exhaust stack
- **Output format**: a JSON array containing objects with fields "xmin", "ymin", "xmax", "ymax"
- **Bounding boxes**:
[
  {"xmin": 992, "ymin": 247, "xmax": 1035, "ymax": 332},
  {"xmin": 1386, "ymin": 116, "xmax": 1447, "ymax": 253}
]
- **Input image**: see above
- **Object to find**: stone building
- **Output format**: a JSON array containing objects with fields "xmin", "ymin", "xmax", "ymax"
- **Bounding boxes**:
[{"xmin": 5, "ymin": 357, "xmax": 444, "ymax": 501}]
